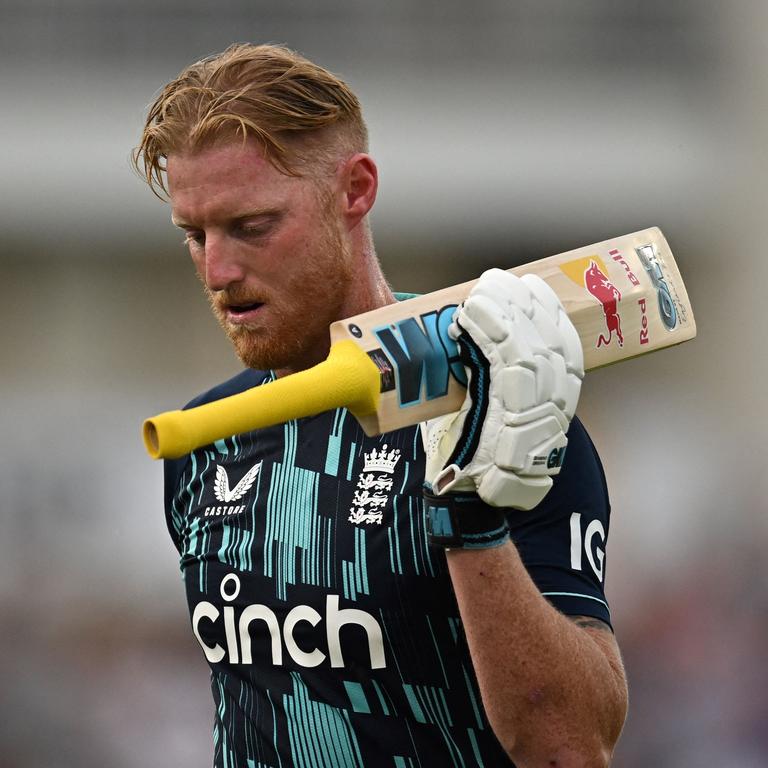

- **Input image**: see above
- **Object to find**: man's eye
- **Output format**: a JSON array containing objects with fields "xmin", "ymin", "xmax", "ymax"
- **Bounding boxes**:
[
  {"xmin": 183, "ymin": 232, "xmax": 205, "ymax": 248},
  {"xmin": 240, "ymin": 226, "xmax": 269, "ymax": 239}
]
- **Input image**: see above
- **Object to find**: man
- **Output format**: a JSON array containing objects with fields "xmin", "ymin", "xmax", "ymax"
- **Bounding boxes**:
[{"xmin": 134, "ymin": 43, "xmax": 628, "ymax": 767}]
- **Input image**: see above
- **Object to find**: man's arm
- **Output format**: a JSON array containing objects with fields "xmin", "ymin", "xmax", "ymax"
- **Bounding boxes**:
[
  {"xmin": 446, "ymin": 542, "xmax": 628, "ymax": 767},
  {"xmin": 423, "ymin": 270, "xmax": 627, "ymax": 764}
]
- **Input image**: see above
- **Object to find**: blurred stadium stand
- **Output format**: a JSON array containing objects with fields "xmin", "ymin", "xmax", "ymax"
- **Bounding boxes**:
[{"xmin": 1, "ymin": 2, "xmax": 766, "ymax": 766}]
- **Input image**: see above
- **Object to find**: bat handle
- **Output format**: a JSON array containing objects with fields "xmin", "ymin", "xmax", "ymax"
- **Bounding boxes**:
[{"xmin": 142, "ymin": 340, "xmax": 381, "ymax": 459}]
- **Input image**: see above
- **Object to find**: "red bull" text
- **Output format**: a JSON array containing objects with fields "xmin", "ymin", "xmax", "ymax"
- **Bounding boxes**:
[
  {"xmin": 638, "ymin": 297, "xmax": 649, "ymax": 345},
  {"xmin": 609, "ymin": 248, "xmax": 640, "ymax": 287}
]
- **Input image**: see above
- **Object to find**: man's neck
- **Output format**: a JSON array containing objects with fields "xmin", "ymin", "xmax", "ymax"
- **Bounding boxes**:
[
  {"xmin": 274, "ymin": 243, "xmax": 394, "ymax": 379},
  {"xmin": 339, "ymin": 239, "xmax": 395, "ymax": 317}
]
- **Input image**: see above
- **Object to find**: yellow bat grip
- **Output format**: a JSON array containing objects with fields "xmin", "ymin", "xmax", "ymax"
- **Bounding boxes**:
[{"xmin": 142, "ymin": 340, "xmax": 381, "ymax": 460}]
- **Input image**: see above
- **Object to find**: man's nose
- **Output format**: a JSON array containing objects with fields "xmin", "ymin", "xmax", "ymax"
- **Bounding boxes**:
[{"xmin": 202, "ymin": 235, "xmax": 246, "ymax": 292}]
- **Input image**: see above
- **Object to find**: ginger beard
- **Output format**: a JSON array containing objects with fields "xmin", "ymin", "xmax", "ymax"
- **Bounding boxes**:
[{"xmin": 204, "ymin": 202, "xmax": 354, "ymax": 372}]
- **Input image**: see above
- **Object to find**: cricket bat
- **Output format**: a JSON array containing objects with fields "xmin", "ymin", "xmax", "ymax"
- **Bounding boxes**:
[{"xmin": 143, "ymin": 227, "xmax": 696, "ymax": 459}]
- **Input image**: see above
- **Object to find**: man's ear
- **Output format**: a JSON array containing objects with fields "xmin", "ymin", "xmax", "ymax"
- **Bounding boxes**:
[{"xmin": 339, "ymin": 153, "xmax": 378, "ymax": 230}]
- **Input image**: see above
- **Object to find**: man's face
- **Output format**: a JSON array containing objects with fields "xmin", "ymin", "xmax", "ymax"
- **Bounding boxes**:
[{"xmin": 167, "ymin": 139, "xmax": 353, "ymax": 373}]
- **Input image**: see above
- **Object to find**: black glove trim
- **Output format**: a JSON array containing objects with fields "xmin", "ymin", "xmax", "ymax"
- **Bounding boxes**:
[
  {"xmin": 424, "ymin": 489, "xmax": 510, "ymax": 549},
  {"xmin": 443, "ymin": 325, "xmax": 491, "ymax": 472}
]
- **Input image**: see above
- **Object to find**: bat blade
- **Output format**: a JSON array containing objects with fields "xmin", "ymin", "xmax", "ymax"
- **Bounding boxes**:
[
  {"xmin": 143, "ymin": 227, "xmax": 695, "ymax": 459},
  {"xmin": 331, "ymin": 226, "xmax": 696, "ymax": 435}
]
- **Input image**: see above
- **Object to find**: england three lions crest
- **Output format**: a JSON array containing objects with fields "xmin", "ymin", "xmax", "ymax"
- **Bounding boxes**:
[{"xmin": 348, "ymin": 445, "xmax": 401, "ymax": 525}]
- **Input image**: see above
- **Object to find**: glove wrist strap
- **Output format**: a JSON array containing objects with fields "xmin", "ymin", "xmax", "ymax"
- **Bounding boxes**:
[{"xmin": 424, "ymin": 489, "xmax": 510, "ymax": 549}]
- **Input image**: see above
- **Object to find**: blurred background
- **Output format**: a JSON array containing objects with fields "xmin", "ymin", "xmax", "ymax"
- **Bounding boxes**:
[{"xmin": 1, "ymin": 1, "xmax": 765, "ymax": 766}]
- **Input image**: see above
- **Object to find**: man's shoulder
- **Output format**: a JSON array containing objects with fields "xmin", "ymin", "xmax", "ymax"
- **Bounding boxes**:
[
  {"xmin": 163, "ymin": 368, "xmax": 272, "ymax": 534},
  {"xmin": 183, "ymin": 368, "xmax": 273, "ymax": 410},
  {"xmin": 547, "ymin": 414, "xmax": 609, "ymax": 510}
]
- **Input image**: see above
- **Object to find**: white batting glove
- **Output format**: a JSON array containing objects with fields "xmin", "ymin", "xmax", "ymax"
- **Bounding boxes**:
[{"xmin": 424, "ymin": 269, "xmax": 584, "ymax": 510}]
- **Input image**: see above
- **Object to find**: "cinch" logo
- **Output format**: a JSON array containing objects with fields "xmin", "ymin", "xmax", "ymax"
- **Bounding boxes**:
[{"xmin": 192, "ymin": 574, "xmax": 386, "ymax": 669}]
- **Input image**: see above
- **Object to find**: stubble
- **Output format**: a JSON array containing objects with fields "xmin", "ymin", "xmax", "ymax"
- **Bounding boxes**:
[{"xmin": 204, "ymin": 206, "xmax": 354, "ymax": 373}]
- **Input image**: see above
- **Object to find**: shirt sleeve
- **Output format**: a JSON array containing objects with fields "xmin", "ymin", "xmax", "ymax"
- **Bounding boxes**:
[{"xmin": 506, "ymin": 416, "xmax": 614, "ymax": 628}]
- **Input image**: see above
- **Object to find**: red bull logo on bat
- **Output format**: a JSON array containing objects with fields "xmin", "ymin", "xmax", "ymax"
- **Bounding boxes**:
[
  {"xmin": 583, "ymin": 260, "xmax": 624, "ymax": 348},
  {"xmin": 558, "ymin": 254, "xmax": 625, "ymax": 350}
]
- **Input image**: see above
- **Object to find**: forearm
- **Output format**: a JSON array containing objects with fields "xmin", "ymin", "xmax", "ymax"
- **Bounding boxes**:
[{"xmin": 447, "ymin": 541, "xmax": 628, "ymax": 767}]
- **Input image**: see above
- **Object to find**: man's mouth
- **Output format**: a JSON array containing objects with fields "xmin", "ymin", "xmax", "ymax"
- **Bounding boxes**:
[{"xmin": 224, "ymin": 301, "xmax": 265, "ymax": 323}]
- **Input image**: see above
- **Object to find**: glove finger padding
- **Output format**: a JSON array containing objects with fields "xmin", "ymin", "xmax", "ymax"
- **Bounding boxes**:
[
  {"xmin": 424, "ymin": 269, "xmax": 584, "ymax": 510},
  {"xmin": 519, "ymin": 273, "xmax": 584, "ymax": 418}
]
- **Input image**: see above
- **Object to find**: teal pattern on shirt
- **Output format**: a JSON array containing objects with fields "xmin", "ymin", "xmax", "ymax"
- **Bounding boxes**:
[{"xmin": 165, "ymin": 368, "xmax": 612, "ymax": 767}]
